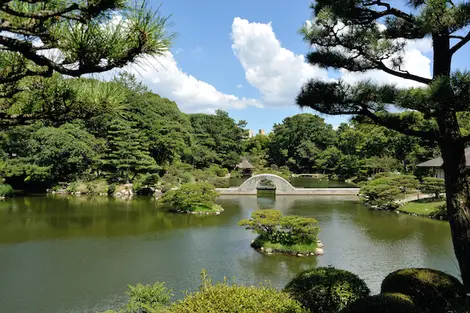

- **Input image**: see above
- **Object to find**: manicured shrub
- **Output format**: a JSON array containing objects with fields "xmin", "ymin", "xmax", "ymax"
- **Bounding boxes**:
[
  {"xmin": 238, "ymin": 209, "xmax": 319, "ymax": 247},
  {"xmin": 0, "ymin": 184, "xmax": 13, "ymax": 197},
  {"xmin": 160, "ymin": 182, "xmax": 219, "ymax": 212},
  {"xmin": 381, "ymin": 268, "xmax": 466, "ymax": 313},
  {"xmin": 339, "ymin": 293, "xmax": 419, "ymax": 313},
  {"xmin": 168, "ymin": 271, "xmax": 305, "ymax": 313},
  {"xmin": 419, "ymin": 177, "xmax": 445, "ymax": 199},
  {"xmin": 284, "ymin": 266, "xmax": 370, "ymax": 313}
]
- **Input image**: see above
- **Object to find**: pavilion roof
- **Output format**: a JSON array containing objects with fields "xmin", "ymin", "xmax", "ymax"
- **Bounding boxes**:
[
  {"xmin": 236, "ymin": 158, "xmax": 255, "ymax": 169},
  {"xmin": 417, "ymin": 147, "xmax": 470, "ymax": 168}
]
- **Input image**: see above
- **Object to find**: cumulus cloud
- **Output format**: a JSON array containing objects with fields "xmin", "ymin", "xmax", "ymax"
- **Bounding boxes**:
[
  {"xmin": 124, "ymin": 52, "xmax": 262, "ymax": 113},
  {"xmin": 340, "ymin": 38, "xmax": 432, "ymax": 88},
  {"xmin": 236, "ymin": 84, "xmax": 243, "ymax": 88},
  {"xmin": 231, "ymin": 17, "xmax": 329, "ymax": 107},
  {"xmin": 232, "ymin": 17, "xmax": 432, "ymax": 102}
]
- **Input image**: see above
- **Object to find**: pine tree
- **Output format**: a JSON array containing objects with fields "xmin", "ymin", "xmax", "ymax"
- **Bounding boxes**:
[
  {"xmin": 297, "ymin": 0, "xmax": 470, "ymax": 298},
  {"xmin": 0, "ymin": 0, "xmax": 174, "ymax": 124},
  {"xmin": 103, "ymin": 119, "xmax": 157, "ymax": 182}
]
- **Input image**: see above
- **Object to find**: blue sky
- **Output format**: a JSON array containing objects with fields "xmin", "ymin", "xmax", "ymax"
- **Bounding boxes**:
[{"xmin": 127, "ymin": 0, "xmax": 469, "ymax": 132}]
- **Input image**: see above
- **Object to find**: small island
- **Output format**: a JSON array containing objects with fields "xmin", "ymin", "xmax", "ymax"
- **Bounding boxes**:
[
  {"xmin": 238, "ymin": 209, "xmax": 324, "ymax": 256},
  {"xmin": 159, "ymin": 182, "xmax": 224, "ymax": 215}
]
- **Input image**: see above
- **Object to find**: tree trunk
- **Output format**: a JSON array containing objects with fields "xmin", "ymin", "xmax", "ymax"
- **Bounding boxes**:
[{"xmin": 438, "ymin": 130, "xmax": 470, "ymax": 302}]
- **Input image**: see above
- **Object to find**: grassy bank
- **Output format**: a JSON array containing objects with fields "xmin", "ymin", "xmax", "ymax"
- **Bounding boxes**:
[
  {"xmin": 252, "ymin": 237, "xmax": 317, "ymax": 255},
  {"xmin": 399, "ymin": 198, "xmax": 446, "ymax": 218}
]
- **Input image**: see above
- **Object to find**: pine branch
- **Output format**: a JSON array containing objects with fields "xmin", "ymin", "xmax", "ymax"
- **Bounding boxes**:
[
  {"xmin": 450, "ymin": 31, "xmax": 470, "ymax": 55},
  {"xmin": 0, "ymin": 3, "xmax": 80, "ymax": 19},
  {"xmin": 377, "ymin": 61, "xmax": 432, "ymax": 85},
  {"xmin": 296, "ymin": 79, "xmax": 437, "ymax": 140}
]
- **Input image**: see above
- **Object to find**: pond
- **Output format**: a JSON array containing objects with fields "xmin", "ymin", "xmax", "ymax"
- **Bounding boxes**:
[{"xmin": 0, "ymin": 194, "xmax": 457, "ymax": 313}]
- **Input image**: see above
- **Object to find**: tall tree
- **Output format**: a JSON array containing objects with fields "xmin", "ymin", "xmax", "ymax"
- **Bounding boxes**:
[
  {"xmin": 0, "ymin": 0, "xmax": 174, "ymax": 125},
  {"xmin": 297, "ymin": 0, "xmax": 470, "ymax": 297},
  {"xmin": 268, "ymin": 113, "xmax": 336, "ymax": 173},
  {"xmin": 102, "ymin": 119, "xmax": 157, "ymax": 182},
  {"xmin": 190, "ymin": 110, "xmax": 247, "ymax": 168}
]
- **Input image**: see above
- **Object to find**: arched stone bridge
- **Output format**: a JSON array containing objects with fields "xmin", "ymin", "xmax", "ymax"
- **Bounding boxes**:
[{"xmin": 216, "ymin": 174, "xmax": 359, "ymax": 196}]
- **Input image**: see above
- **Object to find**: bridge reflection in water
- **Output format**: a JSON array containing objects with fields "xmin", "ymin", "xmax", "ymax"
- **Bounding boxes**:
[{"xmin": 216, "ymin": 174, "xmax": 359, "ymax": 196}]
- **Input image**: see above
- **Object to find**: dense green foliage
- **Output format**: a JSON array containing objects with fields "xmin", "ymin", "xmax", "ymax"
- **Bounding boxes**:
[
  {"xmin": 381, "ymin": 268, "xmax": 466, "ymax": 313},
  {"xmin": 420, "ymin": 177, "xmax": 445, "ymax": 199},
  {"xmin": 160, "ymin": 182, "xmax": 220, "ymax": 212},
  {"xmin": 284, "ymin": 266, "xmax": 370, "ymax": 313},
  {"xmin": 360, "ymin": 173, "xmax": 419, "ymax": 209},
  {"xmin": 339, "ymin": 293, "xmax": 419, "ymax": 313},
  {"xmin": 168, "ymin": 271, "xmax": 305, "ymax": 313},
  {"xmin": 0, "ymin": 184, "xmax": 13, "ymax": 197},
  {"xmin": 238, "ymin": 209, "xmax": 319, "ymax": 247},
  {"xmin": 0, "ymin": 72, "xmax": 448, "ymax": 192},
  {"xmin": 98, "ymin": 282, "xmax": 172, "ymax": 313}
]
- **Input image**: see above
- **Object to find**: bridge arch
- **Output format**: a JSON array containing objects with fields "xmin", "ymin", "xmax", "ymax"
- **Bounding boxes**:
[{"xmin": 237, "ymin": 174, "xmax": 296, "ymax": 194}]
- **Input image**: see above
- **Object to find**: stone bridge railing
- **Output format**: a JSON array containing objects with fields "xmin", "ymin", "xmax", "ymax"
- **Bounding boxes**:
[{"xmin": 216, "ymin": 174, "xmax": 359, "ymax": 196}]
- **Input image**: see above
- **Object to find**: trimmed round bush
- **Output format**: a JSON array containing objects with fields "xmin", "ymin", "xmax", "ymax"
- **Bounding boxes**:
[
  {"xmin": 169, "ymin": 281, "xmax": 304, "ymax": 313},
  {"xmin": 381, "ymin": 268, "xmax": 466, "ymax": 313},
  {"xmin": 339, "ymin": 293, "xmax": 420, "ymax": 313},
  {"xmin": 284, "ymin": 266, "xmax": 370, "ymax": 313}
]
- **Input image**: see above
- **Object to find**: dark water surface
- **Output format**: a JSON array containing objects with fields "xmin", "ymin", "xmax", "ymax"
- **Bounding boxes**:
[{"xmin": 0, "ymin": 194, "xmax": 456, "ymax": 313}]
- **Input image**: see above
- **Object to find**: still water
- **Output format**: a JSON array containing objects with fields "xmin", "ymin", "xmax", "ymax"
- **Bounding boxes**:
[{"xmin": 0, "ymin": 194, "xmax": 456, "ymax": 313}]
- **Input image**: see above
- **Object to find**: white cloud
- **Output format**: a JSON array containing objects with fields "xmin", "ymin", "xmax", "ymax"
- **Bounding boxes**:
[
  {"xmin": 231, "ymin": 17, "xmax": 329, "ymax": 107},
  {"xmin": 236, "ymin": 84, "xmax": 243, "ymax": 88},
  {"xmin": 175, "ymin": 48, "xmax": 184, "ymax": 55},
  {"xmin": 124, "ymin": 52, "xmax": 262, "ymax": 113},
  {"xmin": 340, "ymin": 38, "xmax": 432, "ymax": 88}
]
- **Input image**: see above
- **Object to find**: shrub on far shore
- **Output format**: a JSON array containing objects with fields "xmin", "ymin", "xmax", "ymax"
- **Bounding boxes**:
[
  {"xmin": 284, "ymin": 266, "xmax": 370, "ymax": 313},
  {"xmin": 160, "ymin": 182, "xmax": 220, "ymax": 212},
  {"xmin": 168, "ymin": 270, "xmax": 305, "ymax": 313},
  {"xmin": 0, "ymin": 183, "xmax": 13, "ymax": 197},
  {"xmin": 339, "ymin": 293, "xmax": 419, "ymax": 313},
  {"xmin": 381, "ymin": 268, "xmax": 466, "ymax": 313}
]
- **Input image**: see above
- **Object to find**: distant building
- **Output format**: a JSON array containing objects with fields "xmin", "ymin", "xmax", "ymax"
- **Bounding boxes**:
[
  {"xmin": 417, "ymin": 147, "xmax": 470, "ymax": 179},
  {"xmin": 235, "ymin": 157, "xmax": 255, "ymax": 177},
  {"xmin": 259, "ymin": 129, "xmax": 265, "ymax": 135},
  {"xmin": 248, "ymin": 129, "xmax": 255, "ymax": 138}
]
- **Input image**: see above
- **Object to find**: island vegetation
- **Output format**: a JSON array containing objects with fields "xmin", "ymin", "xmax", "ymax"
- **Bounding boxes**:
[
  {"xmin": 159, "ymin": 182, "xmax": 223, "ymax": 214},
  {"xmin": 238, "ymin": 209, "xmax": 322, "ymax": 256}
]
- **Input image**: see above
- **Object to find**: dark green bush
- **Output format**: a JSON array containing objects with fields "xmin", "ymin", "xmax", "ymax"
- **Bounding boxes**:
[
  {"xmin": 381, "ymin": 268, "xmax": 466, "ymax": 313},
  {"xmin": 107, "ymin": 183, "xmax": 116, "ymax": 195},
  {"xmin": 160, "ymin": 184, "xmax": 172, "ymax": 194},
  {"xmin": 339, "ymin": 293, "xmax": 419, "ymax": 313},
  {"xmin": 168, "ymin": 271, "xmax": 305, "ymax": 313},
  {"xmin": 284, "ymin": 266, "xmax": 370, "ymax": 313},
  {"xmin": 0, "ymin": 184, "xmax": 13, "ymax": 197}
]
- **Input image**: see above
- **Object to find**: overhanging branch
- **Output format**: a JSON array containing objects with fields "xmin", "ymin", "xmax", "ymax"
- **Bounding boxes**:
[
  {"xmin": 450, "ymin": 31, "xmax": 470, "ymax": 55},
  {"xmin": 1, "ymin": 3, "xmax": 79, "ymax": 19},
  {"xmin": 360, "ymin": 108, "xmax": 436, "ymax": 140},
  {"xmin": 377, "ymin": 61, "xmax": 432, "ymax": 85}
]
